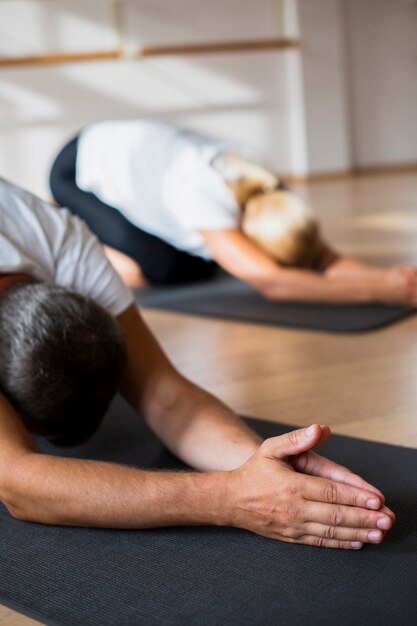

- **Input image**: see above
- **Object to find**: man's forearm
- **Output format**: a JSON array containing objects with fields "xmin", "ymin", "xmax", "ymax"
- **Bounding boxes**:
[
  {"xmin": 141, "ymin": 378, "xmax": 262, "ymax": 471},
  {"xmin": 1, "ymin": 429, "xmax": 395, "ymax": 549},
  {"xmin": 117, "ymin": 304, "xmax": 261, "ymax": 472},
  {"xmin": 3, "ymin": 453, "xmax": 227, "ymax": 528}
]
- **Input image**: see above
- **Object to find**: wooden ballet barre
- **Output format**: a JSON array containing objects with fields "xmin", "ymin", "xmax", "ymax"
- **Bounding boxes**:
[
  {"xmin": 0, "ymin": 49, "xmax": 120, "ymax": 67},
  {"xmin": 0, "ymin": 38, "xmax": 300, "ymax": 68},
  {"xmin": 139, "ymin": 37, "xmax": 300, "ymax": 57}
]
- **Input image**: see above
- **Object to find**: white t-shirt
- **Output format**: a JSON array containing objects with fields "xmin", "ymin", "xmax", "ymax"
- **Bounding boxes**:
[
  {"xmin": 76, "ymin": 120, "xmax": 241, "ymax": 260},
  {"xmin": 0, "ymin": 177, "xmax": 133, "ymax": 317}
]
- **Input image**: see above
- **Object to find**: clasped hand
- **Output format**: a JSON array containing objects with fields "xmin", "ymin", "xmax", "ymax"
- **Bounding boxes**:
[{"xmin": 224, "ymin": 424, "xmax": 395, "ymax": 549}]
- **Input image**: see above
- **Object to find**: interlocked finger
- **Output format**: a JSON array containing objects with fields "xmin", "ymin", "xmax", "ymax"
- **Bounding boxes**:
[
  {"xmin": 284, "ymin": 535, "xmax": 363, "ymax": 550},
  {"xmin": 302, "ymin": 522, "xmax": 384, "ymax": 544},
  {"xmin": 302, "ymin": 476, "xmax": 386, "ymax": 510},
  {"xmin": 304, "ymin": 501, "xmax": 393, "ymax": 531}
]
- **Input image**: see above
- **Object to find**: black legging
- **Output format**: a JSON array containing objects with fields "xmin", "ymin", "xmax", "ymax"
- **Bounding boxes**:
[{"xmin": 49, "ymin": 137, "xmax": 217, "ymax": 284}]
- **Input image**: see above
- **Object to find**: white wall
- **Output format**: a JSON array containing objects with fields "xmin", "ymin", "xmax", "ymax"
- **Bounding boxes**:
[
  {"xmin": 298, "ymin": 0, "xmax": 352, "ymax": 173},
  {"xmin": 0, "ymin": 0, "xmax": 415, "ymax": 198},
  {"xmin": 345, "ymin": 0, "xmax": 417, "ymax": 167},
  {"xmin": 296, "ymin": 0, "xmax": 417, "ymax": 173},
  {"xmin": 0, "ymin": 0, "xmax": 305, "ymax": 198}
]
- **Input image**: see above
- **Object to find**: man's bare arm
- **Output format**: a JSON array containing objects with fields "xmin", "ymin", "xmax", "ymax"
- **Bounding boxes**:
[
  {"xmin": 0, "ymin": 396, "xmax": 394, "ymax": 549},
  {"xmin": 0, "ymin": 391, "xmax": 223, "ymax": 527},
  {"xmin": 116, "ymin": 304, "xmax": 261, "ymax": 471},
  {"xmin": 0, "ymin": 303, "xmax": 395, "ymax": 547}
]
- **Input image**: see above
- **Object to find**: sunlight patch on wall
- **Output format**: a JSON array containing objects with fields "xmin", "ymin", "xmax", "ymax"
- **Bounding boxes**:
[
  {"xmin": 0, "ymin": 79, "xmax": 62, "ymax": 122},
  {"xmin": 61, "ymin": 56, "xmax": 263, "ymax": 111},
  {"xmin": 0, "ymin": 0, "xmax": 113, "ymax": 56}
]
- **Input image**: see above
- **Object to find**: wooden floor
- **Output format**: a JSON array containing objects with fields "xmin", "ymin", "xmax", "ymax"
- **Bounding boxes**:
[{"xmin": 3, "ymin": 172, "xmax": 417, "ymax": 625}]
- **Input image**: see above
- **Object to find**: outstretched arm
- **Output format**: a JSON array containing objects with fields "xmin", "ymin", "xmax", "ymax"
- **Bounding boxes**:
[
  {"xmin": 0, "ymin": 391, "xmax": 394, "ymax": 548},
  {"xmin": 116, "ymin": 304, "xmax": 261, "ymax": 471},
  {"xmin": 0, "ymin": 305, "xmax": 395, "ymax": 547},
  {"xmin": 317, "ymin": 241, "xmax": 417, "ymax": 304},
  {"xmin": 314, "ymin": 240, "xmax": 395, "ymax": 277},
  {"xmin": 200, "ymin": 229, "xmax": 417, "ymax": 306}
]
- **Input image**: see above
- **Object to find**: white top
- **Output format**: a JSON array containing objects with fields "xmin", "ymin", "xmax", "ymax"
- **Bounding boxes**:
[
  {"xmin": 76, "ymin": 120, "xmax": 241, "ymax": 259},
  {"xmin": 0, "ymin": 177, "xmax": 133, "ymax": 316}
]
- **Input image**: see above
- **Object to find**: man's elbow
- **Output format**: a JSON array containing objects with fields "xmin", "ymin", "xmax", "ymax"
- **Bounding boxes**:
[
  {"xmin": 1, "ymin": 487, "xmax": 56, "ymax": 524},
  {"xmin": 0, "ymin": 459, "xmax": 46, "ymax": 524},
  {"xmin": 0, "ymin": 486, "xmax": 30, "ymax": 521}
]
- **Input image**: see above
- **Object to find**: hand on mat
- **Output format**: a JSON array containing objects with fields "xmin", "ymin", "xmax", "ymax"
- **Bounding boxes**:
[
  {"xmin": 384, "ymin": 266, "xmax": 417, "ymax": 306},
  {"xmin": 226, "ymin": 424, "xmax": 395, "ymax": 549}
]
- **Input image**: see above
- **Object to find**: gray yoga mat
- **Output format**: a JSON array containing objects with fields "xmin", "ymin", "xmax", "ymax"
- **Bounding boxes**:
[
  {"xmin": 135, "ymin": 276, "xmax": 414, "ymax": 332},
  {"xmin": 0, "ymin": 395, "xmax": 416, "ymax": 626}
]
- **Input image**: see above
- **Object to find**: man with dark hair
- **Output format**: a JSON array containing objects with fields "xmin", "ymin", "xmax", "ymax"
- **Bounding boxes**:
[
  {"xmin": 0, "ymin": 176, "xmax": 394, "ymax": 549},
  {"xmin": 0, "ymin": 281, "xmax": 127, "ymax": 446}
]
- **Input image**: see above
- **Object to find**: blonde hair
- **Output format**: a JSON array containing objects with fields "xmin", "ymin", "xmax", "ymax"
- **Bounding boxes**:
[
  {"xmin": 241, "ymin": 190, "xmax": 320, "ymax": 267},
  {"xmin": 213, "ymin": 153, "xmax": 278, "ymax": 206}
]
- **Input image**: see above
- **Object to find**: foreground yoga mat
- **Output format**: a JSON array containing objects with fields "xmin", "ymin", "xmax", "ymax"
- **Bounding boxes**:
[
  {"xmin": 0, "ymin": 396, "xmax": 416, "ymax": 626},
  {"xmin": 135, "ymin": 276, "xmax": 413, "ymax": 332}
]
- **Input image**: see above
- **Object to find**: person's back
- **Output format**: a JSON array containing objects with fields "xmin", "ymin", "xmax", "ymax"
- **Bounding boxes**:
[
  {"xmin": 76, "ymin": 119, "xmax": 238, "ymax": 255},
  {"xmin": 0, "ymin": 176, "xmax": 132, "ymax": 315}
]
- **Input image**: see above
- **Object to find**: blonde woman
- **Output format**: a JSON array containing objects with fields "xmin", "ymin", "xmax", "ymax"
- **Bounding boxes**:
[{"xmin": 50, "ymin": 120, "xmax": 417, "ymax": 306}]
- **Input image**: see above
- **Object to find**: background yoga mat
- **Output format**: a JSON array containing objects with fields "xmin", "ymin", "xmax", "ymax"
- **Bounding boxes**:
[
  {"xmin": 135, "ymin": 276, "xmax": 414, "ymax": 332},
  {"xmin": 0, "ymin": 395, "xmax": 416, "ymax": 626}
]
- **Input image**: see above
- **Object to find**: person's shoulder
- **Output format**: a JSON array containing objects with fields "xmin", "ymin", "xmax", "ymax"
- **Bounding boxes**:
[
  {"xmin": 0, "ymin": 177, "xmax": 55, "ymax": 224},
  {"xmin": 0, "ymin": 175, "xmax": 35, "ymax": 205},
  {"xmin": 0, "ymin": 176, "xmax": 82, "ymax": 245}
]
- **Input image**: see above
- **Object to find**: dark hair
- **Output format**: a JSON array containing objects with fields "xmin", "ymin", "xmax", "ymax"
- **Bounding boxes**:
[{"xmin": 0, "ymin": 281, "xmax": 127, "ymax": 446}]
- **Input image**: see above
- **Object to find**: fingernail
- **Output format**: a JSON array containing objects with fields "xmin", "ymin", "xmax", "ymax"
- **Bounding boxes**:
[
  {"xmin": 377, "ymin": 517, "xmax": 391, "ymax": 530},
  {"xmin": 351, "ymin": 542, "xmax": 363, "ymax": 550},
  {"xmin": 367, "ymin": 498, "xmax": 380, "ymax": 509},
  {"xmin": 306, "ymin": 425, "xmax": 315, "ymax": 437},
  {"xmin": 368, "ymin": 530, "xmax": 382, "ymax": 542}
]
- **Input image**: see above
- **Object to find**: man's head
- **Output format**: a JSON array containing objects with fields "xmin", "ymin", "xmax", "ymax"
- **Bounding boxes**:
[
  {"xmin": 0, "ymin": 280, "xmax": 127, "ymax": 446},
  {"xmin": 241, "ymin": 190, "xmax": 320, "ymax": 267}
]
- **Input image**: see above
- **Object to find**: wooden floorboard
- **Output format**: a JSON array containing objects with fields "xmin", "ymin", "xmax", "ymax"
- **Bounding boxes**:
[{"xmin": 3, "ymin": 172, "xmax": 417, "ymax": 625}]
